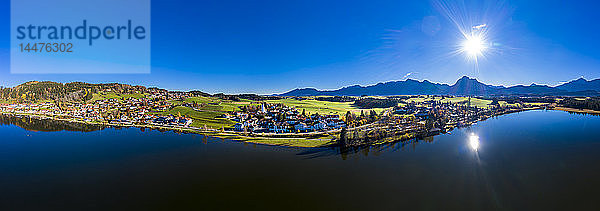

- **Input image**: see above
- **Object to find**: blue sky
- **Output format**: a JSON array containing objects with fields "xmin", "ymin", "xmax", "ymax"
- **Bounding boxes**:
[{"xmin": 1, "ymin": 0, "xmax": 600, "ymax": 94}]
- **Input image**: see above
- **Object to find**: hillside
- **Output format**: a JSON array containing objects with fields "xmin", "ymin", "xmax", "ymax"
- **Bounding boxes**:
[{"xmin": 0, "ymin": 81, "xmax": 152, "ymax": 103}]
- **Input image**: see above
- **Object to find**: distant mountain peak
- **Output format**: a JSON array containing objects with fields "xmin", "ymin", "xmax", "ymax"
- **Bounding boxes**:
[
  {"xmin": 458, "ymin": 75, "xmax": 473, "ymax": 80},
  {"xmin": 557, "ymin": 76, "xmax": 600, "ymax": 92},
  {"xmin": 279, "ymin": 76, "xmax": 600, "ymax": 97},
  {"xmin": 454, "ymin": 76, "xmax": 481, "ymax": 84}
]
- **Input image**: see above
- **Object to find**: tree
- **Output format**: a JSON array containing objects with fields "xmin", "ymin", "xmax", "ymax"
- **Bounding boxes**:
[
  {"xmin": 425, "ymin": 116, "xmax": 434, "ymax": 129},
  {"xmin": 345, "ymin": 111, "xmax": 353, "ymax": 125},
  {"xmin": 369, "ymin": 110, "xmax": 377, "ymax": 121}
]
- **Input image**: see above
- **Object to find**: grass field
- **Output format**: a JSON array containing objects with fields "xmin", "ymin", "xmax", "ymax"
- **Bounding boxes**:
[
  {"xmin": 183, "ymin": 97, "xmax": 247, "ymax": 112},
  {"xmin": 266, "ymin": 99, "xmax": 354, "ymax": 115},
  {"xmin": 183, "ymin": 96, "xmax": 214, "ymax": 104},
  {"xmin": 152, "ymin": 106, "xmax": 236, "ymax": 129},
  {"xmin": 442, "ymin": 97, "xmax": 492, "ymax": 108},
  {"xmin": 156, "ymin": 96, "xmax": 259, "ymax": 129},
  {"xmin": 265, "ymin": 98, "xmax": 389, "ymax": 116}
]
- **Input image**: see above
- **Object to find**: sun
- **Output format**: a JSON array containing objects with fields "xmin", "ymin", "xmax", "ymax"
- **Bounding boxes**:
[{"xmin": 461, "ymin": 34, "xmax": 487, "ymax": 58}]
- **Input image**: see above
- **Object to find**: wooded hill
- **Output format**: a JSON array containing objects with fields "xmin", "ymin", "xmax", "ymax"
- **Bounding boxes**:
[{"xmin": 0, "ymin": 81, "xmax": 151, "ymax": 103}]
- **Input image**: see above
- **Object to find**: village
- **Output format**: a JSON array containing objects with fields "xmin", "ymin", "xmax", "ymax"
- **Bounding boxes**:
[
  {"xmin": 337, "ymin": 97, "xmax": 545, "ymax": 146},
  {"xmin": 0, "ymin": 90, "xmax": 195, "ymax": 128},
  {"xmin": 225, "ymin": 103, "xmax": 346, "ymax": 133},
  {"xmin": 0, "ymin": 89, "xmax": 549, "ymax": 146}
]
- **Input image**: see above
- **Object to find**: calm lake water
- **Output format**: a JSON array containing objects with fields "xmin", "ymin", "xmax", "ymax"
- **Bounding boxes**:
[{"xmin": 1, "ymin": 110, "xmax": 600, "ymax": 210}]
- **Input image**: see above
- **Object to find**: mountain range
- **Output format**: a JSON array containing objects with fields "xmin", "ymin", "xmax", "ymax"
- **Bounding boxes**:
[{"xmin": 279, "ymin": 76, "xmax": 600, "ymax": 96}]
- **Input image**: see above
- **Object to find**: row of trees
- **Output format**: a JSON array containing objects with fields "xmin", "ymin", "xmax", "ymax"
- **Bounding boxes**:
[
  {"xmin": 315, "ymin": 96, "xmax": 356, "ymax": 102},
  {"xmin": 345, "ymin": 110, "xmax": 380, "ymax": 128},
  {"xmin": 353, "ymin": 98, "xmax": 400, "ymax": 109},
  {"xmin": 560, "ymin": 97, "xmax": 600, "ymax": 111},
  {"xmin": 484, "ymin": 96, "xmax": 556, "ymax": 104}
]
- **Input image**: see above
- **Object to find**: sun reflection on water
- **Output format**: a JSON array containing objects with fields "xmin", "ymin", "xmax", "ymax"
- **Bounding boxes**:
[{"xmin": 469, "ymin": 133, "xmax": 480, "ymax": 151}]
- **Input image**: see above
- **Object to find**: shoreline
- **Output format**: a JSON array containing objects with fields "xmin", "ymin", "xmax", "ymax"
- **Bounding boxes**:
[
  {"xmin": 552, "ymin": 107, "xmax": 600, "ymax": 115},
  {"xmin": 339, "ymin": 107, "xmax": 544, "ymax": 147},
  {"xmin": 1, "ymin": 107, "xmax": 547, "ymax": 148},
  {"xmin": 0, "ymin": 111, "xmax": 337, "ymax": 148}
]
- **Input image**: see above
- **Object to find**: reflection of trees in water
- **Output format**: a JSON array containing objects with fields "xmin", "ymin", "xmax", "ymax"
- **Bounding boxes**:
[
  {"xmin": 0, "ymin": 114, "xmax": 222, "ymax": 142},
  {"xmin": 337, "ymin": 136, "xmax": 436, "ymax": 160},
  {"xmin": 298, "ymin": 136, "xmax": 438, "ymax": 160},
  {"xmin": 0, "ymin": 115, "xmax": 106, "ymax": 132}
]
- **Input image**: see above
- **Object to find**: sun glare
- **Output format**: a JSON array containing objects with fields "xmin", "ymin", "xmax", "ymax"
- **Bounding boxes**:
[
  {"xmin": 469, "ymin": 133, "xmax": 480, "ymax": 151},
  {"xmin": 462, "ymin": 35, "xmax": 486, "ymax": 58}
]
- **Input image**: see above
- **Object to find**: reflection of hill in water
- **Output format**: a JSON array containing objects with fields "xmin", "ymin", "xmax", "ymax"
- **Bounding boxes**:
[{"xmin": 0, "ymin": 115, "xmax": 106, "ymax": 132}]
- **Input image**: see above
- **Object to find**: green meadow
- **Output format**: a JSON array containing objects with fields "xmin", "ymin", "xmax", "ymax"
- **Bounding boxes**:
[
  {"xmin": 152, "ymin": 105, "xmax": 236, "ymax": 129},
  {"xmin": 265, "ymin": 98, "xmax": 389, "ymax": 116}
]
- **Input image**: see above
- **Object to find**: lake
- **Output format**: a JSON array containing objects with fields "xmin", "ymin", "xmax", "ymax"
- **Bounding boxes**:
[{"xmin": 1, "ymin": 110, "xmax": 600, "ymax": 210}]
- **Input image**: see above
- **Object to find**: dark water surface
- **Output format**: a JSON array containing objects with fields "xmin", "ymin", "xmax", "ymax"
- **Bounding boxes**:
[{"xmin": 2, "ymin": 110, "xmax": 600, "ymax": 210}]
